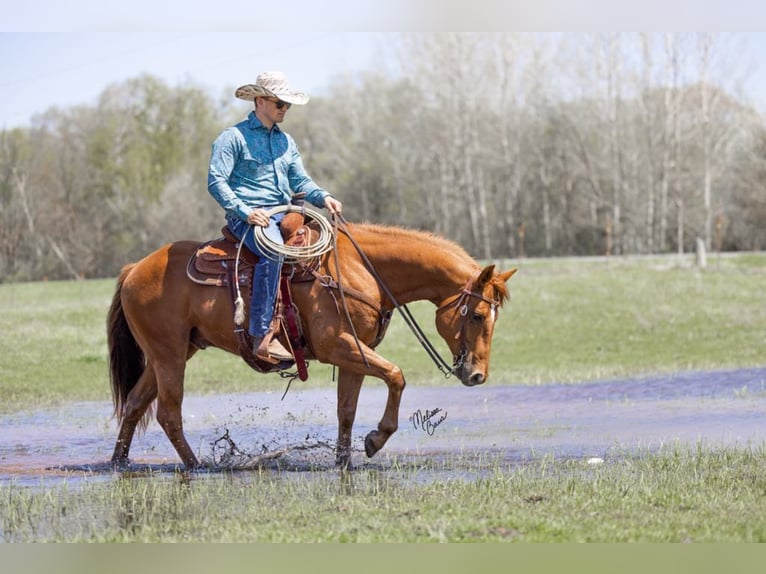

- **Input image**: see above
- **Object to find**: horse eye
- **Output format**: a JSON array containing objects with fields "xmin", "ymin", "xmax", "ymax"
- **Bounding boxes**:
[{"xmin": 471, "ymin": 312, "xmax": 484, "ymax": 323}]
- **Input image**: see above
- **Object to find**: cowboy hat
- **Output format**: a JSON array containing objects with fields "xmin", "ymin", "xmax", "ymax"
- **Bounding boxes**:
[{"xmin": 235, "ymin": 71, "xmax": 310, "ymax": 105}]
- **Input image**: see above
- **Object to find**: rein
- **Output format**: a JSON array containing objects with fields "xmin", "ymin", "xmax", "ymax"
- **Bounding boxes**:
[
  {"xmin": 331, "ymin": 216, "xmax": 371, "ymax": 368},
  {"xmin": 230, "ymin": 212, "xmax": 496, "ymax": 380},
  {"xmin": 333, "ymin": 215, "xmax": 493, "ymax": 379}
]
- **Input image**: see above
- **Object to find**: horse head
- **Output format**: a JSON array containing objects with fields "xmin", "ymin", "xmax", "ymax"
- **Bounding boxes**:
[{"xmin": 435, "ymin": 265, "xmax": 517, "ymax": 387}]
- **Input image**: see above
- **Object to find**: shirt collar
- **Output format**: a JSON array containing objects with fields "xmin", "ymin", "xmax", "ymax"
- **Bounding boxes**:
[{"xmin": 248, "ymin": 110, "xmax": 281, "ymax": 133}]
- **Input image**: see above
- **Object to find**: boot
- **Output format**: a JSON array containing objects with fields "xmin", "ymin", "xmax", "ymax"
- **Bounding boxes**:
[{"xmin": 252, "ymin": 332, "xmax": 293, "ymax": 364}]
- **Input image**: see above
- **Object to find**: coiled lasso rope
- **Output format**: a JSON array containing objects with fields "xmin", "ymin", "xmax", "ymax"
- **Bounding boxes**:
[
  {"xmin": 252, "ymin": 204, "xmax": 335, "ymax": 263},
  {"xmin": 232, "ymin": 204, "xmax": 335, "ymax": 327}
]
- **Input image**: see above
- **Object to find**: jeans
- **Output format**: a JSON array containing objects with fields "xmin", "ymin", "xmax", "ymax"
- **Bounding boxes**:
[{"xmin": 225, "ymin": 214, "xmax": 284, "ymax": 338}]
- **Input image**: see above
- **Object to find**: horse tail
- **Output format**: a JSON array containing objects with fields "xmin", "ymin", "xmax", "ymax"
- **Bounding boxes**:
[{"xmin": 107, "ymin": 264, "xmax": 145, "ymax": 425}]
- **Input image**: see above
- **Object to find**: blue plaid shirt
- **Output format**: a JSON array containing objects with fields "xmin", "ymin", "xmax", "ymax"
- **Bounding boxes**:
[{"xmin": 207, "ymin": 111, "xmax": 329, "ymax": 222}]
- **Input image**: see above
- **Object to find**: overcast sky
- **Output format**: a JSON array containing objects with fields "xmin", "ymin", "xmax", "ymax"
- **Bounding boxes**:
[
  {"xmin": 2, "ymin": 2, "xmax": 766, "ymax": 129},
  {"xmin": 0, "ymin": 32, "xmax": 390, "ymax": 129}
]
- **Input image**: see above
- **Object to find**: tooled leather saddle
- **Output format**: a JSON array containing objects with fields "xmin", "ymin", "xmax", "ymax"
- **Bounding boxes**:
[{"xmin": 186, "ymin": 211, "xmax": 320, "ymax": 380}]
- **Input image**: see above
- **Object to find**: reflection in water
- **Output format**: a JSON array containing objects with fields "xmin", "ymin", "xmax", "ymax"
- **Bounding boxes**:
[{"xmin": 1, "ymin": 367, "xmax": 765, "ymax": 487}]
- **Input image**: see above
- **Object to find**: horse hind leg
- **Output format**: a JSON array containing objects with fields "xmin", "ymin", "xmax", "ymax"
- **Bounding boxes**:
[
  {"xmin": 111, "ymin": 364, "xmax": 158, "ymax": 468},
  {"xmin": 153, "ymin": 360, "xmax": 199, "ymax": 469}
]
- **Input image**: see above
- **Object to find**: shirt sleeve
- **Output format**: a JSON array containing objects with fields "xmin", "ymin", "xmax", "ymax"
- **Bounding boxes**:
[{"xmin": 207, "ymin": 129, "xmax": 251, "ymax": 221}]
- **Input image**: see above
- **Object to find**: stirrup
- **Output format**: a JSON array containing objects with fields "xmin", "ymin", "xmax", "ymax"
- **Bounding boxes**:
[{"xmin": 252, "ymin": 334, "xmax": 292, "ymax": 364}]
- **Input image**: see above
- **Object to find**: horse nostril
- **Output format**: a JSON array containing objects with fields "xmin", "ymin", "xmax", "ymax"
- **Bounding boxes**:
[{"xmin": 469, "ymin": 372, "xmax": 485, "ymax": 386}]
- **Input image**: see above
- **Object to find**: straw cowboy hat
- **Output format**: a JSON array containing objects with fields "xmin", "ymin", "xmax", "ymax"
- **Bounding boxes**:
[{"xmin": 235, "ymin": 71, "xmax": 310, "ymax": 105}]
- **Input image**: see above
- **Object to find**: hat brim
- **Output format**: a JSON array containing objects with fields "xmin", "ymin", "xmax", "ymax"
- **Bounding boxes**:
[{"xmin": 235, "ymin": 84, "xmax": 309, "ymax": 105}]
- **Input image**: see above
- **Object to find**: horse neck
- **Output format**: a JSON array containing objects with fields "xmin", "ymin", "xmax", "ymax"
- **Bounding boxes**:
[{"xmin": 342, "ymin": 225, "xmax": 478, "ymax": 306}]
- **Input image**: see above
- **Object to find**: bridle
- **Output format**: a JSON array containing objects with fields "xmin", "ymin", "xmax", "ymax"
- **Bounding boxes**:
[
  {"xmin": 335, "ymin": 216, "xmax": 500, "ymax": 378},
  {"xmin": 434, "ymin": 270, "xmax": 501, "ymax": 375}
]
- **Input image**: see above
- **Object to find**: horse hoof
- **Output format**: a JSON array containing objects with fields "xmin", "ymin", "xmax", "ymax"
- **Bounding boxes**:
[
  {"xmin": 335, "ymin": 457, "xmax": 352, "ymax": 470},
  {"xmin": 335, "ymin": 451, "xmax": 351, "ymax": 468},
  {"xmin": 364, "ymin": 431, "xmax": 380, "ymax": 458},
  {"xmin": 110, "ymin": 457, "xmax": 131, "ymax": 471}
]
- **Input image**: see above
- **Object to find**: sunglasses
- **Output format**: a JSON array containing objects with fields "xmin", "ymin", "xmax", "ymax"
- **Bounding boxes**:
[{"xmin": 267, "ymin": 98, "xmax": 291, "ymax": 110}]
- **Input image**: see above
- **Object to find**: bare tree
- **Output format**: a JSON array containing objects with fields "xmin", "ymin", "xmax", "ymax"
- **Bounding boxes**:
[
  {"xmin": 603, "ymin": 33, "xmax": 627, "ymax": 255},
  {"xmin": 638, "ymin": 33, "xmax": 660, "ymax": 253},
  {"xmin": 698, "ymin": 33, "xmax": 715, "ymax": 250},
  {"xmin": 660, "ymin": 33, "xmax": 684, "ymax": 252},
  {"xmin": 494, "ymin": 34, "xmax": 526, "ymax": 257},
  {"xmin": 3, "ymin": 34, "xmax": 766, "ymax": 282},
  {"xmin": 398, "ymin": 33, "xmax": 498, "ymax": 257}
]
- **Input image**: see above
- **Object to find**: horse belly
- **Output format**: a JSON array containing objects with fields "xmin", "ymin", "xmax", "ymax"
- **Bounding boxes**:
[
  {"xmin": 188, "ymin": 288, "xmax": 241, "ymax": 352},
  {"xmin": 292, "ymin": 283, "xmax": 382, "ymax": 362}
]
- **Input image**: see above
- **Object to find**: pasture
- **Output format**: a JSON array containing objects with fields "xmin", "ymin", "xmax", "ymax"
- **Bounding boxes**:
[
  {"xmin": 1, "ymin": 252, "xmax": 765, "ymax": 542},
  {"xmin": 1, "ymin": 251, "xmax": 764, "ymax": 412},
  {"xmin": 2, "ymin": 447, "xmax": 766, "ymax": 542}
]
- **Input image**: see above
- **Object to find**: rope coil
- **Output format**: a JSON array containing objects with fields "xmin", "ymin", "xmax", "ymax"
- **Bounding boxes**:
[
  {"xmin": 233, "ymin": 204, "xmax": 334, "ymax": 327},
  {"xmin": 252, "ymin": 204, "xmax": 334, "ymax": 263}
]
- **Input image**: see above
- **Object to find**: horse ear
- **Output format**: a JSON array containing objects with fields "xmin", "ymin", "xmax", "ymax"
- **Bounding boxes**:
[
  {"xmin": 476, "ymin": 264, "xmax": 496, "ymax": 286},
  {"xmin": 499, "ymin": 268, "xmax": 518, "ymax": 283},
  {"xmin": 477, "ymin": 266, "xmax": 518, "ymax": 287}
]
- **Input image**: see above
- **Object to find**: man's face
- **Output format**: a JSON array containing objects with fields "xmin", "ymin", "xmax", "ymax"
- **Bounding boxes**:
[{"xmin": 258, "ymin": 97, "xmax": 291, "ymax": 125}]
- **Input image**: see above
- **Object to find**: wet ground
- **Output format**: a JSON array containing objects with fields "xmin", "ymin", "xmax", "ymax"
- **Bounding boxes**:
[{"xmin": 1, "ymin": 367, "xmax": 765, "ymax": 486}]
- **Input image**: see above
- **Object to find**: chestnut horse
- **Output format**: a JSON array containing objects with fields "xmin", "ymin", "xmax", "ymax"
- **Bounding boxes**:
[{"xmin": 108, "ymin": 222, "xmax": 517, "ymax": 469}]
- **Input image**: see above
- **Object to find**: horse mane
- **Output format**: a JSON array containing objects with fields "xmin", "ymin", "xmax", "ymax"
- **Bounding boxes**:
[
  {"xmin": 350, "ymin": 222, "xmax": 511, "ymax": 307},
  {"xmin": 351, "ymin": 222, "xmax": 477, "ymax": 266}
]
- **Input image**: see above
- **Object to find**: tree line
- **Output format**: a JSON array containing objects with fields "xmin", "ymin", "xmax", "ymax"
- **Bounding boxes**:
[{"xmin": 2, "ymin": 32, "xmax": 765, "ymax": 282}]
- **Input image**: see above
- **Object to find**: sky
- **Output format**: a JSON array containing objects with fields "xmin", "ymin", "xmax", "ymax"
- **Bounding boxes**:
[
  {"xmin": 0, "ymin": 32, "xmax": 391, "ymax": 129},
  {"xmin": 2, "ymin": 2, "xmax": 766, "ymax": 129}
]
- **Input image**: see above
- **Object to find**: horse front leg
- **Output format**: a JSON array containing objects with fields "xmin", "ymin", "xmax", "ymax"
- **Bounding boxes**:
[
  {"xmin": 364, "ymin": 363, "xmax": 406, "ymax": 458},
  {"xmin": 327, "ymin": 336, "xmax": 407, "ymax": 461},
  {"xmin": 336, "ymin": 369, "xmax": 364, "ymax": 468}
]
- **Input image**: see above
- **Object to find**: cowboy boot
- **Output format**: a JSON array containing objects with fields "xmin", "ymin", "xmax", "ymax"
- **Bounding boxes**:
[{"xmin": 252, "ymin": 330, "xmax": 292, "ymax": 364}]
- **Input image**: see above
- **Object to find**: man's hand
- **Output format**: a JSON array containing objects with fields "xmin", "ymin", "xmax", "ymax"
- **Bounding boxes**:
[
  {"xmin": 325, "ymin": 196, "xmax": 343, "ymax": 216},
  {"xmin": 247, "ymin": 208, "xmax": 270, "ymax": 227}
]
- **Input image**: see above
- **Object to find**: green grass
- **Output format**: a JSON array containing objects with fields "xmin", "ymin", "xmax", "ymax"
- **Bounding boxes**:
[
  {"xmin": 2, "ymin": 253, "xmax": 765, "ymax": 543},
  {"xmin": 493, "ymin": 254, "xmax": 766, "ymax": 384},
  {"xmin": 1, "ymin": 252, "xmax": 764, "ymax": 413},
  {"xmin": 2, "ymin": 445, "xmax": 766, "ymax": 542}
]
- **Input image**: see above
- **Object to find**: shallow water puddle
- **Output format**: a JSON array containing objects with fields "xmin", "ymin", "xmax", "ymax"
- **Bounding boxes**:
[{"xmin": 1, "ymin": 368, "xmax": 765, "ymax": 486}]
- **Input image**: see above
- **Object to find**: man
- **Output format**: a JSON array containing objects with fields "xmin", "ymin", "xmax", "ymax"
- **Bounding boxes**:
[{"xmin": 208, "ymin": 71, "xmax": 343, "ymax": 364}]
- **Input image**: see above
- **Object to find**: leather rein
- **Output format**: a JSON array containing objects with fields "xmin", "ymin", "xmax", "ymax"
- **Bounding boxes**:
[{"xmin": 332, "ymin": 215, "xmax": 499, "ymax": 378}]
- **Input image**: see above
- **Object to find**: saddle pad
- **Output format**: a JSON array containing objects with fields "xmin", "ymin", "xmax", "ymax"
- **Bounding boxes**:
[{"xmin": 185, "ymin": 236, "xmax": 250, "ymax": 286}]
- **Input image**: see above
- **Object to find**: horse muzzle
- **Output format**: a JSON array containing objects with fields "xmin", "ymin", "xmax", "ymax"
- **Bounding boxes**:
[
  {"xmin": 465, "ymin": 371, "xmax": 486, "ymax": 387},
  {"xmin": 455, "ymin": 361, "xmax": 488, "ymax": 387}
]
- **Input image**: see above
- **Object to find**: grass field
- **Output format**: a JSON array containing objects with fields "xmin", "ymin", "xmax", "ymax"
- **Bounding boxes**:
[
  {"xmin": 2, "ymin": 446, "xmax": 766, "ymax": 542},
  {"xmin": 1, "ymin": 252, "xmax": 764, "ymax": 413},
  {"xmin": 1, "ymin": 252, "xmax": 765, "ymax": 543}
]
